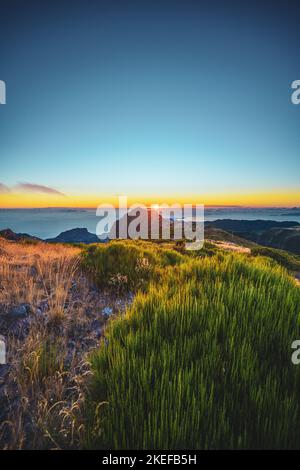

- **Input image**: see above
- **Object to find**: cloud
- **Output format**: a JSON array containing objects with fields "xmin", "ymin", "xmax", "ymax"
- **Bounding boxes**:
[
  {"xmin": 0, "ymin": 183, "xmax": 10, "ymax": 193},
  {"xmin": 16, "ymin": 182, "xmax": 66, "ymax": 197}
]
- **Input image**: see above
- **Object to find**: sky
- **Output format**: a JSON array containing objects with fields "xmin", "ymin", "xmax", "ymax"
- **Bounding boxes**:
[{"xmin": 0, "ymin": 0, "xmax": 299, "ymax": 208}]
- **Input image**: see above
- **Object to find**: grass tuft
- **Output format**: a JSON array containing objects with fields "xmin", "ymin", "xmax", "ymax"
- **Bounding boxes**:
[{"xmin": 87, "ymin": 252, "xmax": 300, "ymax": 449}]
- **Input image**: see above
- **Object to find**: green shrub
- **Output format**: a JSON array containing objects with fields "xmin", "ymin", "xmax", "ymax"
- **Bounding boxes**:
[
  {"xmin": 86, "ymin": 253, "xmax": 300, "ymax": 449},
  {"xmin": 81, "ymin": 240, "xmax": 184, "ymax": 292},
  {"xmin": 251, "ymin": 246, "xmax": 300, "ymax": 272}
]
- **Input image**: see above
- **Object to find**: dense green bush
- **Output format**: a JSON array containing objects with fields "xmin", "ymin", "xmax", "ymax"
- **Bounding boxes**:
[
  {"xmin": 86, "ymin": 252, "xmax": 300, "ymax": 449},
  {"xmin": 81, "ymin": 240, "xmax": 184, "ymax": 291}
]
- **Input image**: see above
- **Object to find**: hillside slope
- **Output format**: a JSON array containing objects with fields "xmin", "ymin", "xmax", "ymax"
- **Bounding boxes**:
[{"xmin": 86, "ymin": 243, "xmax": 300, "ymax": 449}]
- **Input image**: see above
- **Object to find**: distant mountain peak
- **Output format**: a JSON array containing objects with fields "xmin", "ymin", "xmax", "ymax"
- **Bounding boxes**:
[
  {"xmin": 46, "ymin": 227, "xmax": 101, "ymax": 244},
  {"xmin": 0, "ymin": 228, "xmax": 40, "ymax": 241}
]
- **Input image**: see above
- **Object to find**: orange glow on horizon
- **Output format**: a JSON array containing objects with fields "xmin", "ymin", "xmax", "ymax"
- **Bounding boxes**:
[{"xmin": 0, "ymin": 189, "xmax": 299, "ymax": 209}]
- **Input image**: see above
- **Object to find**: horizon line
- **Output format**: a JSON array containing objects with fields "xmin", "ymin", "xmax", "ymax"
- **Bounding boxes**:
[{"xmin": 0, "ymin": 204, "xmax": 299, "ymax": 210}]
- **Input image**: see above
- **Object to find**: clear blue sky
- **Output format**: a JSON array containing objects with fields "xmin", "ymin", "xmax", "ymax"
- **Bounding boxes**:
[{"xmin": 0, "ymin": 0, "xmax": 299, "ymax": 206}]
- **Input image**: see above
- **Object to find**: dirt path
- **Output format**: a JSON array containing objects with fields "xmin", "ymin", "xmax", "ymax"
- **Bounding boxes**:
[{"xmin": 208, "ymin": 240, "xmax": 251, "ymax": 254}]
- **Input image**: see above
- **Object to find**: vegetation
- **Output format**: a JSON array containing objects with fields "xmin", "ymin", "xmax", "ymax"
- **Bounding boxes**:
[
  {"xmin": 86, "ymin": 245, "xmax": 300, "ymax": 449},
  {"xmin": 205, "ymin": 227, "xmax": 257, "ymax": 248},
  {"xmin": 81, "ymin": 240, "xmax": 185, "ymax": 292},
  {"xmin": 0, "ymin": 238, "xmax": 96, "ymax": 449},
  {"xmin": 251, "ymin": 246, "xmax": 300, "ymax": 273},
  {"xmin": 1, "ymin": 237, "xmax": 300, "ymax": 449}
]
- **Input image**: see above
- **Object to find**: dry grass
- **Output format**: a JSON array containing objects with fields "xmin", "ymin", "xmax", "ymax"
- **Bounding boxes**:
[
  {"xmin": 0, "ymin": 238, "xmax": 105, "ymax": 449},
  {"xmin": 208, "ymin": 240, "xmax": 251, "ymax": 254},
  {"xmin": 1, "ymin": 326, "xmax": 90, "ymax": 449},
  {"xmin": 0, "ymin": 238, "xmax": 81, "ymax": 315}
]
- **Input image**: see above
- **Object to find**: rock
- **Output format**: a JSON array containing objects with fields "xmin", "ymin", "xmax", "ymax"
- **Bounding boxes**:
[
  {"xmin": 85, "ymin": 307, "xmax": 93, "ymax": 317},
  {"xmin": 24, "ymin": 304, "xmax": 32, "ymax": 314},
  {"xmin": 38, "ymin": 300, "xmax": 49, "ymax": 312},
  {"xmin": 8, "ymin": 318, "xmax": 31, "ymax": 339},
  {"xmin": 102, "ymin": 307, "xmax": 113, "ymax": 316},
  {"xmin": 7, "ymin": 305, "xmax": 28, "ymax": 319},
  {"xmin": 91, "ymin": 319, "xmax": 101, "ymax": 330},
  {"xmin": 0, "ymin": 363, "xmax": 10, "ymax": 382},
  {"xmin": 29, "ymin": 266, "xmax": 38, "ymax": 277},
  {"xmin": 94, "ymin": 330, "xmax": 101, "ymax": 339},
  {"xmin": 0, "ymin": 364, "xmax": 10, "ymax": 402}
]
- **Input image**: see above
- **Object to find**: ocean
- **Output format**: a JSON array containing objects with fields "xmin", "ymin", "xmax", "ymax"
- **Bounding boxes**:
[{"xmin": 0, "ymin": 207, "xmax": 299, "ymax": 240}]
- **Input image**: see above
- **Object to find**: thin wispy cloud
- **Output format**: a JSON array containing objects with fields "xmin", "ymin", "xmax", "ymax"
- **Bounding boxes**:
[
  {"xmin": 16, "ymin": 182, "xmax": 66, "ymax": 197},
  {"xmin": 0, "ymin": 183, "xmax": 10, "ymax": 193}
]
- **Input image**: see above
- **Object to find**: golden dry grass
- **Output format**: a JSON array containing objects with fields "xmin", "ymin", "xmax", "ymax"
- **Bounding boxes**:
[
  {"xmin": 208, "ymin": 240, "xmax": 251, "ymax": 254},
  {"xmin": 0, "ymin": 238, "xmax": 81, "ymax": 317},
  {"xmin": 0, "ymin": 238, "xmax": 94, "ymax": 449}
]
